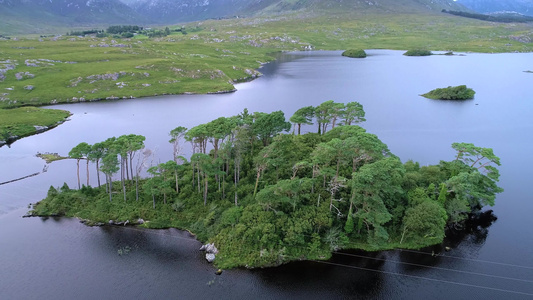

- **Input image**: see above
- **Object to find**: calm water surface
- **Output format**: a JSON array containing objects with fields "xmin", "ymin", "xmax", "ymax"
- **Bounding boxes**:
[{"xmin": 1, "ymin": 50, "xmax": 532, "ymax": 299}]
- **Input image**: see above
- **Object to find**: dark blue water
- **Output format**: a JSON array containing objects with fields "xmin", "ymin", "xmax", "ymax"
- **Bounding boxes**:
[{"xmin": 1, "ymin": 50, "xmax": 532, "ymax": 299}]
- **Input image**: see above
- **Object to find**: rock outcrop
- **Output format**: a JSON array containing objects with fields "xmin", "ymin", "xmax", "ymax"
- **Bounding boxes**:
[{"xmin": 199, "ymin": 242, "xmax": 218, "ymax": 263}]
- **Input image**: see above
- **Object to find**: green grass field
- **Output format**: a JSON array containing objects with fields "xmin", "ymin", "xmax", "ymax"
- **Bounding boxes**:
[{"xmin": 0, "ymin": 107, "xmax": 70, "ymax": 144}]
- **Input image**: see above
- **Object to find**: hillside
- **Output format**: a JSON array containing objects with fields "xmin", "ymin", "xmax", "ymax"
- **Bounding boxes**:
[
  {"xmin": 119, "ymin": 0, "xmax": 469, "ymax": 24},
  {"xmin": 0, "ymin": 0, "xmax": 469, "ymax": 34},
  {"xmin": 0, "ymin": 0, "xmax": 146, "ymax": 34}
]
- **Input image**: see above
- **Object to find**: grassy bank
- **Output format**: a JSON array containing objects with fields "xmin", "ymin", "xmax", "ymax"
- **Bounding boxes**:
[{"xmin": 0, "ymin": 107, "xmax": 70, "ymax": 146}]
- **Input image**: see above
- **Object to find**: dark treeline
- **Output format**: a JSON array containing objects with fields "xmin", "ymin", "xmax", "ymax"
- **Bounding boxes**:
[
  {"xmin": 106, "ymin": 25, "xmax": 143, "ymax": 34},
  {"xmin": 32, "ymin": 100, "xmax": 503, "ymax": 268},
  {"xmin": 442, "ymin": 9, "xmax": 533, "ymax": 23},
  {"xmin": 66, "ymin": 25, "xmax": 184, "ymax": 39},
  {"xmin": 67, "ymin": 29, "xmax": 103, "ymax": 36}
]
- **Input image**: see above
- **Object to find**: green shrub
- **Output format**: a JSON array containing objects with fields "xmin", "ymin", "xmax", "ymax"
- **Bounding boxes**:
[
  {"xmin": 342, "ymin": 49, "xmax": 367, "ymax": 58},
  {"xmin": 422, "ymin": 85, "xmax": 475, "ymax": 100},
  {"xmin": 404, "ymin": 49, "xmax": 433, "ymax": 56}
]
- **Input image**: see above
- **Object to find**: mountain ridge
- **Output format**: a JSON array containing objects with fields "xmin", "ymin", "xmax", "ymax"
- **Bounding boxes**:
[
  {"xmin": 119, "ymin": 0, "xmax": 469, "ymax": 24},
  {"xmin": 0, "ymin": 0, "xmax": 146, "ymax": 34},
  {"xmin": 1, "ymin": 0, "xmax": 469, "ymax": 34}
]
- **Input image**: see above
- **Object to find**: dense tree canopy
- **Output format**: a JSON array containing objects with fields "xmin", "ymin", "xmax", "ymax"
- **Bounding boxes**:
[{"xmin": 35, "ymin": 101, "xmax": 503, "ymax": 269}]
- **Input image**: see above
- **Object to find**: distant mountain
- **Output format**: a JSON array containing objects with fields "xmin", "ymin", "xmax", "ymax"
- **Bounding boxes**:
[
  {"xmin": 457, "ymin": 0, "xmax": 533, "ymax": 17},
  {"xmin": 118, "ymin": 0, "xmax": 251, "ymax": 23},
  {"xmin": 0, "ymin": 0, "xmax": 468, "ymax": 34},
  {"xmin": 0, "ymin": 0, "xmax": 146, "ymax": 34},
  {"xmin": 118, "ymin": 0, "xmax": 468, "ymax": 24}
]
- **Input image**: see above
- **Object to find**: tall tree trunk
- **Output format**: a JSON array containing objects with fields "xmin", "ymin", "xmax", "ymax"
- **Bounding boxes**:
[
  {"xmin": 121, "ymin": 158, "xmax": 126, "ymax": 202},
  {"xmin": 86, "ymin": 158, "xmax": 90, "ymax": 186},
  {"xmin": 175, "ymin": 171, "xmax": 179, "ymax": 194},
  {"xmin": 173, "ymin": 143, "xmax": 177, "ymax": 163},
  {"xmin": 125, "ymin": 158, "xmax": 130, "ymax": 181},
  {"xmin": 298, "ymin": 124, "xmax": 301, "ymax": 135},
  {"xmin": 218, "ymin": 167, "xmax": 221, "ymax": 192},
  {"xmin": 400, "ymin": 227, "xmax": 408, "ymax": 244},
  {"xmin": 104, "ymin": 172, "xmax": 108, "ymax": 193},
  {"xmin": 222, "ymin": 173, "xmax": 225, "ymax": 200},
  {"xmin": 107, "ymin": 174, "xmax": 112, "ymax": 202},
  {"xmin": 330, "ymin": 191, "xmax": 334, "ymax": 212},
  {"xmin": 253, "ymin": 168, "xmax": 261, "ymax": 199},
  {"xmin": 237, "ymin": 159, "xmax": 241, "ymax": 184},
  {"xmin": 96, "ymin": 160, "xmax": 101, "ymax": 187},
  {"xmin": 129, "ymin": 153, "xmax": 134, "ymax": 183},
  {"xmin": 197, "ymin": 164, "xmax": 201, "ymax": 193},
  {"xmin": 203, "ymin": 173, "xmax": 208, "ymax": 206},
  {"xmin": 152, "ymin": 193, "xmax": 156, "ymax": 209},
  {"xmin": 76, "ymin": 159, "xmax": 81, "ymax": 189},
  {"xmin": 234, "ymin": 161, "xmax": 238, "ymax": 206}
]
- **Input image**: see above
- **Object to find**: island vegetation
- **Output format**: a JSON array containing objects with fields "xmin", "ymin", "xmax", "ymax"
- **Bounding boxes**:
[
  {"xmin": 403, "ymin": 49, "xmax": 433, "ymax": 56},
  {"xmin": 422, "ymin": 85, "xmax": 476, "ymax": 100},
  {"xmin": 342, "ymin": 49, "xmax": 367, "ymax": 58},
  {"xmin": 29, "ymin": 101, "xmax": 503, "ymax": 269}
]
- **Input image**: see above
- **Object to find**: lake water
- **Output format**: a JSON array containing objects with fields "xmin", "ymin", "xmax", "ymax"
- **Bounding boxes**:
[{"xmin": 1, "ymin": 50, "xmax": 532, "ymax": 299}]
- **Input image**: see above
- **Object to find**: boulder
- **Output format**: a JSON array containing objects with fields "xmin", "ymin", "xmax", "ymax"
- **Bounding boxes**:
[
  {"xmin": 206, "ymin": 243, "xmax": 218, "ymax": 254},
  {"xmin": 206, "ymin": 253, "xmax": 216, "ymax": 263}
]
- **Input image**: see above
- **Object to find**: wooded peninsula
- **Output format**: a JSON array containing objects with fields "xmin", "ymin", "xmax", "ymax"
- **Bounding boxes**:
[{"xmin": 30, "ymin": 100, "xmax": 503, "ymax": 269}]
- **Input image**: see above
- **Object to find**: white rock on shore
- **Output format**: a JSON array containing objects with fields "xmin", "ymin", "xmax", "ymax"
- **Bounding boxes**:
[{"xmin": 199, "ymin": 243, "xmax": 219, "ymax": 263}]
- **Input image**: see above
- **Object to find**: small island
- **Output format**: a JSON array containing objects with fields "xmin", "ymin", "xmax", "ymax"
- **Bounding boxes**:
[
  {"xmin": 342, "ymin": 49, "xmax": 367, "ymax": 58},
  {"xmin": 28, "ymin": 101, "xmax": 502, "ymax": 269},
  {"xmin": 421, "ymin": 85, "xmax": 475, "ymax": 100},
  {"xmin": 403, "ymin": 49, "xmax": 433, "ymax": 56}
]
